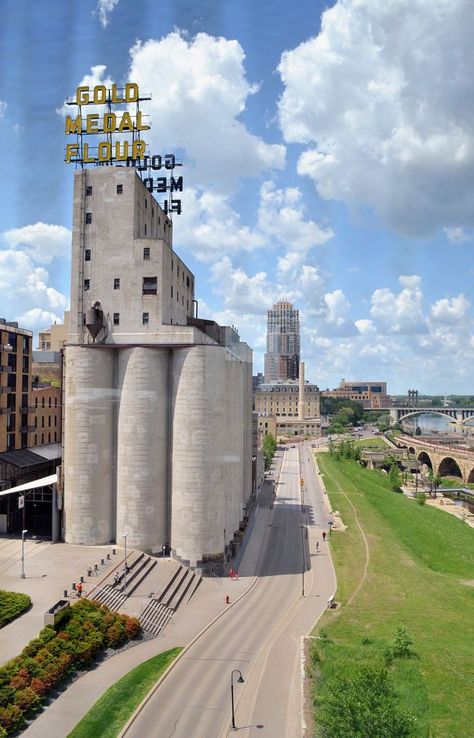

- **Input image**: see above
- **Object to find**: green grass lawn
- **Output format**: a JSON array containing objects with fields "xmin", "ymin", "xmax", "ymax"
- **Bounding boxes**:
[
  {"xmin": 352, "ymin": 436, "xmax": 391, "ymax": 449},
  {"xmin": 312, "ymin": 454, "xmax": 474, "ymax": 738},
  {"xmin": 67, "ymin": 647, "xmax": 182, "ymax": 738}
]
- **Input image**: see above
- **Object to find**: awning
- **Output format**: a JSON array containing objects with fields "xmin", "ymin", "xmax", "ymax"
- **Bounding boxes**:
[{"xmin": 0, "ymin": 474, "xmax": 57, "ymax": 498}]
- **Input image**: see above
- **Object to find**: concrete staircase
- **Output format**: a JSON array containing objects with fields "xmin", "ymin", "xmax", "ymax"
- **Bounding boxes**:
[
  {"xmin": 138, "ymin": 564, "xmax": 202, "ymax": 636},
  {"xmin": 87, "ymin": 552, "xmax": 202, "ymax": 638}
]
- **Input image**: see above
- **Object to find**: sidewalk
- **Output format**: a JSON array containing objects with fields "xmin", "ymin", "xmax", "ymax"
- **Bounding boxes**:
[{"xmin": 19, "ymin": 487, "xmax": 275, "ymax": 737}]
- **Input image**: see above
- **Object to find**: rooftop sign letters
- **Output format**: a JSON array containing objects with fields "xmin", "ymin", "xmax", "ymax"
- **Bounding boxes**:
[{"xmin": 64, "ymin": 83, "xmax": 183, "ymax": 215}]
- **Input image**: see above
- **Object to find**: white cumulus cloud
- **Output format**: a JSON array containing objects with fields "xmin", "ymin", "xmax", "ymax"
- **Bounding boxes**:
[
  {"xmin": 370, "ymin": 275, "xmax": 427, "ymax": 334},
  {"xmin": 278, "ymin": 0, "xmax": 474, "ymax": 237},
  {"xmin": 128, "ymin": 32, "xmax": 285, "ymax": 193},
  {"xmin": 2, "ymin": 223, "xmax": 71, "ymax": 264},
  {"xmin": 443, "ymin": 226, "xmax": 471, "ymax": 244}
]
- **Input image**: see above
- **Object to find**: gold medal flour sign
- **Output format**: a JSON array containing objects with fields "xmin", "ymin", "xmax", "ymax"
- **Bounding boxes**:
[
  {"xmin": 64, "ymin": 83, "xmax": 183, "ymax": 215},
  {"xmin": 65, "ymin": 83, "xmax": 149, "ymax": 164}
]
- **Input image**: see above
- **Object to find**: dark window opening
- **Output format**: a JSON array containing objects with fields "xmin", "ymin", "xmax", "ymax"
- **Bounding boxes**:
[
  {"xmin": 142, "ymin": 312, "xmax": 149, "ymax": 325},
  {"xmin": 85, "ymin": 249, "xmax": 91, "ymax": 261},
  {"xmin": 144, "ymin": 223, "xmax": 147, "ymax": 235},
  {"xmin": 117, "ymin": 184, "xmax": 123, "ymax": 194},
  {"xmin": 143, "ymin": 277, "xmax": 157, "ymax": 295},
  {"xmin": 171, "ymin": 285, "xmax": 173, "ymax": 298},
  {"xmin": 85, "ymin": 212, "xmax": 92, "ymax": 224},
  {"xmin": 86, "ymin": 185, "xmax": 92, "ymax": 196},
  {"xmin": 143, "ymin": 247, "xmax": 150, "ymax": 260},
  {"xmin": 114, "ymin": 278, "xmax": 120, "ymax": 290},
  {"xmin": 113, "ymin": 313, "xmax": 120, "ymax": 326},
  {"xmin": 84, "ymin": 278, "xmax": 90, "ymax": 290}
]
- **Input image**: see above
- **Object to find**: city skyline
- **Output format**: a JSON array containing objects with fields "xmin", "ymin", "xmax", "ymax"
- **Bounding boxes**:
[{"xmin": 1, "ymin": 1, "xmax": 474, "ymax": 393}]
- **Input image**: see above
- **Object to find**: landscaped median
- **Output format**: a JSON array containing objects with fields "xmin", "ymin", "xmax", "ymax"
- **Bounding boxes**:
[
  {"xmin": 67, "ymin": 647, "xmax": 182, "ymax": 738},
  {"xmin": 311, "ymin": 453, "xmax": 474, "ymax": 738},
  {"xmin": 0, "ymin": 599, "xmax": 140, "ymax": 735}
]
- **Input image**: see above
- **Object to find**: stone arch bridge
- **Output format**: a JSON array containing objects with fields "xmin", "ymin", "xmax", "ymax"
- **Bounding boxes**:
[
  {"xmin": 390, "ymin": 406, "xmax": 474, "ymax": 425},
  {"xmin": 394, "ymin": 435, "xmax": 474, "ymax": 484}
]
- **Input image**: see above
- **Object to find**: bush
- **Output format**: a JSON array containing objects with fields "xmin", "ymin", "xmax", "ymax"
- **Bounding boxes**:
[
  {"xmin": 0, "ymin": 592, "xmax": 31, "ymax": 629},
  {"xmin": 318, "ymin": 666, "xmax": 416, "ymax": 738},
  {"xmin": 0, "ymin": 599, "xmax": 141, "ymax": 734}
]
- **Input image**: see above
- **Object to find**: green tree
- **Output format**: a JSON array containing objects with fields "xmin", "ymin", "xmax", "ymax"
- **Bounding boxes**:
[
  {"xmin": 262, "ymin": 433, "xmax": 277, "ymax": 470},
  {"xmin": 318, "ymin": 666, "xmax": 416, "ymax": 738},
  {"xmin": 388, "ymin": 464, "xmax": 402, "ymax": 493}
]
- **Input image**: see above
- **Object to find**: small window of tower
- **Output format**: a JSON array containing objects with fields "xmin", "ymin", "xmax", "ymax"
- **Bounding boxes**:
[
  {"xmin": 114, "ymin": 278, "xmax": 120, "ymax": 290},
  {"xmin": 86, "ymin": 185, "xmax": 92, "ymax": 196},
  {"xmin": 85, "ymin": 250, "xmax": 91, "ymax": 261},
  {"xmin": 116, "ymin": 184, "xmax": 123, "ymax": 194},
  {"xmin": 85, "ymin": 212, "xmax": 92, "ymax": 224},
  {"xmin": 84, "ymin": 279, "xmax": 90, "ymax": 290},
  {"xmin": 113, "ymin": 313, "xmax": 120, "ymax": 326},
  {"xmin": 142, "ymin": 312, "xmax": 149, "ymax": 325},
  {"xmin": 143, "ymin": 247, "xmax": 150, "ymax": 260}
]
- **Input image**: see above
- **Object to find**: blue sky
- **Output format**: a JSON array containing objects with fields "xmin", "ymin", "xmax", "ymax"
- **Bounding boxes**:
[{"xmin": 1, "ymin": 0, "xmax": 473, "ymax": 394}]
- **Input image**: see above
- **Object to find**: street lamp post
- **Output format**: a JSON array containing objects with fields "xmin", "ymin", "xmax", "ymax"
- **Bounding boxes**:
[
  {"xmin": 122, "ymin": 531, "xmax": 128, "ymax": 593},
  {"xmin": 230, "ymin": 669, "xmax": 245, "ymax": 730},
  {"xmin": 21, "ymin": 529, "xmax": 28, "ymax": 579}
]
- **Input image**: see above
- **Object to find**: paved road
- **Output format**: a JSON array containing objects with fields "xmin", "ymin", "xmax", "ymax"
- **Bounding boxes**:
[{"xmin": 123, "ymin": 443, "xmax": 336, "ymax": 738}]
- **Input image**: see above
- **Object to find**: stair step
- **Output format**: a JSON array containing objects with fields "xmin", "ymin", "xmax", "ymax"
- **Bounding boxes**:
[{"xmin": 139, "ymin": 600, "xmax": 174, "ymax": 636}]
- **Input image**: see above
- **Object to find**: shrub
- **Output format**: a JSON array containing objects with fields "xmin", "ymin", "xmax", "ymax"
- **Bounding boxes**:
[
  {"xmin": 0, "ymin": 599, "xmax": 141, "ymax": 733},
  {"xmin": 318, "ymin": 666, "xmax": 416, "ymax": 738},
  {"xmin": 14, "ymin": 687, "xmax": 39, "ymax": 713},
  {"xmin": 0, "ymin": 592, "xmax": 31, "ymax": 629}
]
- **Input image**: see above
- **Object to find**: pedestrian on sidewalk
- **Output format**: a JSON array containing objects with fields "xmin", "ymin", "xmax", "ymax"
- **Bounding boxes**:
[
  {"xmin": 322, "ymin": 530, "xmax": 326, "ymax": 542},
  {"xmin": 316, "ymin": 541, "xmax": 319, "ymax": 553}
]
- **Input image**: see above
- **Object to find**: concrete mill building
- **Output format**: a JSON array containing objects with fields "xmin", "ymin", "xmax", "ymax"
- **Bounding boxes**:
[{"xmin": 63, "ymin": 167, "xmax": 253, "ymax": 570}]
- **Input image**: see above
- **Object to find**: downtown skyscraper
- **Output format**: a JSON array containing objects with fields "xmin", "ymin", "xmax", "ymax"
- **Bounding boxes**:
[{"xmin": 264, "ymin": 300, "xmax": 300, "ymax": 382}]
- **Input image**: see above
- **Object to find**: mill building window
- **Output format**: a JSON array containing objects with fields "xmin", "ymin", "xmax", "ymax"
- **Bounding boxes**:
[
  {"xmin": 114, "ymin": 278, "xmax": 120, "ymax": 290},
  {"xmin": 116, "ymin": 184, "xmax": 123, "ymax": 194},
  {"xmin": 142, "ymin": 312, "xmax": 149, "ymax": 325},
  {"xmin": 85, "ymin": 250, "xmax": 91, "ymax": 261},
  {"xmin": 143, "ymin": 247, "xmax": 150, "ymax": 260},
  {"xmin": 113, "ymin": 313, "xmax": 120, "ymax": 326},
  {"xmin": 144, "ymin": 223, "xmax": 147, "ymax": 235},
  {"xmin": 85, "ymin": 212, "xmax": 92, "ymax": 224},
  {"xmin": 143, "ymin": 277, "xmax": 157, "ymax": 295},
  {"xmin": 86, "ymin": 185, "xmax": 92, "ymax": 196},
  {"xmin": 84, "ymin": 279, "xmax": 90, "ymax": 290}
]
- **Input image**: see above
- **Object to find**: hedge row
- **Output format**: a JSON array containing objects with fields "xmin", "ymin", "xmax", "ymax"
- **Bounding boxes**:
[
  {"xmin": 0, "ymin": 599, "xmax": 140, "ymax": 735},
  {"xmin": 0, "ymin": 591, "xmax": 31, "ymax": 629}
]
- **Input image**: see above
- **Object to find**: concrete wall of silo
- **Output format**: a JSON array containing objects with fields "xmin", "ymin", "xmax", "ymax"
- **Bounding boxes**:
[
  {"xmin": 63, "ymin": 346, "xmax": 115, "ymax": 544},
  {"xmin": 171, "ymin": 345, "xmax": 235, "ymax": 567},
  {"xmin": 116, "ymin": 347, "xmax": 169, "ymax": 551}
]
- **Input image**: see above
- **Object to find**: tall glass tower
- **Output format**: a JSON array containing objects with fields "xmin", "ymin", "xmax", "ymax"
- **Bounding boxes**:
[{"xmin": 264, "ymin": 300, "xmax": 300, "ymax": 382}]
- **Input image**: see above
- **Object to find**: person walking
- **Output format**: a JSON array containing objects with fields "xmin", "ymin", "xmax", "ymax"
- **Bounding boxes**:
[
  {"xmin": 76, "ymin": 581, "xmax": 83, "ymax": 597},
  {"xmin": 322, "ymin": 530, "xmax": 326, "ymax": 542},
  {"xmin": 316, "ymin": 540, "xmax": 319, "ymax": 553}
]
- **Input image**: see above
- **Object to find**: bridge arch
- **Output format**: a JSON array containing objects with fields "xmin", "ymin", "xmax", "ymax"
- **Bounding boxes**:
[
  {"xmin": 417, "ymin": 451, "xmax": 433, "ymax": 471},
  {"xmin": 437, "ymin": 457, "xmax": 462, "ymax": 479},
  {"xmin": 408, "ymin": 446, "xmax": 416, "ymax": 456},
  {"xmin": 399, "ymin": 410, "xmax": 457, "ymax": 422},
  {"xmin": 468, "ymin": 468, "xmax": 474, "ymax": 484}
]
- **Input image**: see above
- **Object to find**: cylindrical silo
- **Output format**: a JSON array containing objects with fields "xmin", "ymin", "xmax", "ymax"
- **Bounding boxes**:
[
  {"xmin": 116, "ymin": 347, "xmax": 169, "ymax": 551},
  {"xmin": 171, "ymin": 345, "xmax": 228, "ymax": 568},
  {"xmin": 64, "ymin": 346, "xmax": 115, "ymax": 544}
]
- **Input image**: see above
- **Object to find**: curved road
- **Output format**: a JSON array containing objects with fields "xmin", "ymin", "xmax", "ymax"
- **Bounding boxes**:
[{"xmin": 123, "ymin": 443, "xmax": 336, "ymax": 738}]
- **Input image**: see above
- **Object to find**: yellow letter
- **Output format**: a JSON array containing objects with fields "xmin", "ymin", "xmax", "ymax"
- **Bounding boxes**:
[
  {"xmin": 132, "ymin": 140, "xmax": 146, "ymax": 159},
  {"xmin": 125, "ymin": 83, "xmax": 139, "ymax": 103},
  {"xmin": 65, "ymin": 115, "xmax": 82, "ymax": 135},
  {"xmin": 118, "ymin": 112, "xmax": 133, "ymax": 132},
  {"xmin": 111, "ymin": 84, "xmax": 124, "ymax": 104},
  {"xmin": 65, "ymin": 143, "xmax": 79, "ymax": 163},
  {"xmin": 103, "ymin": 113, "xmax": 117, "ymax": 133},
  {"xmin": 115, "ymin": 141, "xmax": 130, "ymax": 161},
  {"xmin": 135, "ymin": 111, "xmax": 150, "ymax": 131},
  {"xmin": 98, "ymin": 141, "xmax": 111, "ymax": 161},
  {"xmin": 86, "ymin": 114, "xmax": 99, "ymax": 133},
  {"xmin": 83, "ymin": 144, "xmax": 95, "ymax": 163},
  {"xmin": 76, "ymin": 86, "xmax": 89, "ymax": 105},
  {"xmin": 94, "ymin": 85, "xmax": 107, "ymax": 104}
]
